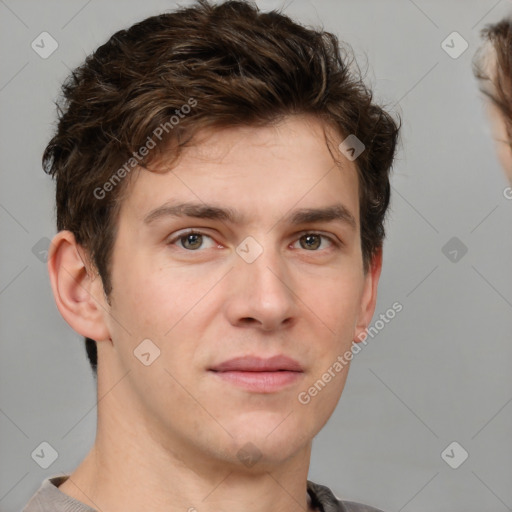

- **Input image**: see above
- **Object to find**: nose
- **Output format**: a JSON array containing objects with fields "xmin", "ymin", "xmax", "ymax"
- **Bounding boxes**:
[{"xmin": 223, "ymin": 238, "xmax": 298, "ymax": 332}]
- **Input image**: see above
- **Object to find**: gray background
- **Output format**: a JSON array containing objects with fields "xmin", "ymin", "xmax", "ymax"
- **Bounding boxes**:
[{"xmin": 1, "ymin": 0, "xmax": 512, "ymax": 511}]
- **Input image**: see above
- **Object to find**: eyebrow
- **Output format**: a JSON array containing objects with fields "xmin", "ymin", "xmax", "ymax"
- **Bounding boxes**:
[{"xmin": 143, "ymin": 201, "xmax": 357, "ymax": 230}]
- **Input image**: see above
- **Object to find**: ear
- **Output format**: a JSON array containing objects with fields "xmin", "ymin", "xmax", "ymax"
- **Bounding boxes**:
[
  {"xmin": 47, "ymin": 230, "xmax": 111, "ymax": 342},
  {"xmin": 353, "ymin": 247, "xmax": 383, "ymax": 343}
]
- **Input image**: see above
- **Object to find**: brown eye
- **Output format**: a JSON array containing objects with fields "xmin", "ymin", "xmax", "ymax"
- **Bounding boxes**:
[
  {"xmin": 167, "ymin": 230, "xmax": 216, "ymax": 251},
  {"xmin": 299, "ymin": 234, "xmax": 322, "ymax": 250},
  {"xmin": 180, "ymin": 233, "xmax": 203, "ymax": 250},
  {"xmin": 293, "ymin": 232, "xmax": 340, "ymax": 252}
]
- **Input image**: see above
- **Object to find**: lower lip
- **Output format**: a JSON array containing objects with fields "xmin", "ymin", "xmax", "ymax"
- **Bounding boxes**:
[{"xmin": 210, "ymin": 370, "xmax": 303, "ymax": 393}]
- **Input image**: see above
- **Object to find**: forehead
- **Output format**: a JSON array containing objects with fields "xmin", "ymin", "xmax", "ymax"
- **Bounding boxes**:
[{"xmin": 119, "ymin": 115, "xmax": 361, "ymax": 227}]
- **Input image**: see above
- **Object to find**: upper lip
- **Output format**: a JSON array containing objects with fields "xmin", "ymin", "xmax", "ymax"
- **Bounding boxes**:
[{"xmin": 210, "ymin": 355, "xmax": 303, "ymax": 372}]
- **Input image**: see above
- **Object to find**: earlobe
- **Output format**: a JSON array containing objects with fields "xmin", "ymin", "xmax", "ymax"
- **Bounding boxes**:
[
  {"xmin": 353, "ymin": 247, "xmax": 383, "ymax": 343},
  {"xmin": 47, "ymin": 230, "xmax": 111, "ymax": 342}
]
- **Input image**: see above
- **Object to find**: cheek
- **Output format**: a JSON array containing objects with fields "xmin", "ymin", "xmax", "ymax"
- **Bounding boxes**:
[
  {"xmin": 110, "ymin": 252, "xmax": 190, "ymax": 327},
  {"xmin": 300, "ymin": 271, "xmax": 363, "ymax": 334},
  {"xmin": 108, "ymin": 259, "xmax": 225, "ymax": 371}
]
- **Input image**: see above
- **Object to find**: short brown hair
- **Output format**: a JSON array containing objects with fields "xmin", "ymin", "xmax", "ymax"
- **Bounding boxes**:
[
  {"xmin": 43, "ymin": 0, "xmax": 400, "ymax": 375},
  {"xmin": 474, "ymin": 18, "xmax": 512, "ymax": 143}
]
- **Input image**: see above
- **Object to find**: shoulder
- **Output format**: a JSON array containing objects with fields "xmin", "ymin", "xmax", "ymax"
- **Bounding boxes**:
[
  {"xmin": 22, "ymin": 475, "xmax": 96, "ymax": 512},
  {"xmin": 307, "ymin": 480, "xmax": 386, "ymax": 512}
]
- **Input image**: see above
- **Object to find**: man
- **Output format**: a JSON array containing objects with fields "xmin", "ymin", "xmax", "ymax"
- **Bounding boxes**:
[
  {"xmin": 23, "ymin": 0, "xmax": 400, "ymax": 511},
  {"xmin": 474, "ymin": 18, "xmax": 512, "ymax": 182}
]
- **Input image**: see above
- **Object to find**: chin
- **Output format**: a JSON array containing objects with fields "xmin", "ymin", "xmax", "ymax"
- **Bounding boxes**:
[{"xmin": 223, "ymin": 421, "xmax": 311, "ymax": 462}]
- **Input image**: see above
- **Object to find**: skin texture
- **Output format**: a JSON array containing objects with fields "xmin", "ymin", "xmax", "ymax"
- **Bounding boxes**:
[{"xmin": 48, "ymin": 114, "xmax": 382, "ymax": 512}]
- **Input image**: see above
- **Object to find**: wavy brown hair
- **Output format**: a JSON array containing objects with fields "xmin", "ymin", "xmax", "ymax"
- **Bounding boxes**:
[
  {"xmin": 474, "ymin": 19, "xmax": 512, "ymax": 143},
  {"xmin": 43, "ymin": 0, "xmax": 400, "ymax": 375}
]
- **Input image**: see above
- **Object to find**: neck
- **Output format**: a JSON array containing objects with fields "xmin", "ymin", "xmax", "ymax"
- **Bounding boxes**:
[
  {"xmin": 58, "ymin": 385, "xmax": 315, "ymax": 512},
  {"xmin": 60, "ymin": 442, "xmax": 314, "ymax": 512}
]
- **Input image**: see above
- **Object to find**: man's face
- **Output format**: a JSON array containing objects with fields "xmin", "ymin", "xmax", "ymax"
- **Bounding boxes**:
[{"xmin": 98, "ymin": 115, "xmax": 379, "ymax": 468}]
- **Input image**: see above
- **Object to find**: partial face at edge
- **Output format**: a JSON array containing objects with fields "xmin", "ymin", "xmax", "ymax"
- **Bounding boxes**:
[
  {"xmin": 98, "ymin": 114, "xmax": 380, "ymax": 469},
  {"xmin": 485, "ymin": 99, "xmax": 512, "ymax": 183},
  {"xmin": 480, "ymin": 43, "xmax": 512, "ymax": 183}
]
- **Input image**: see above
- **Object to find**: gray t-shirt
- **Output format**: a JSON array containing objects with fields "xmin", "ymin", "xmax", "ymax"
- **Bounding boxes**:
[{"xmin": 22, "ymin": 475, "xmax": 385, "ymax": 512}]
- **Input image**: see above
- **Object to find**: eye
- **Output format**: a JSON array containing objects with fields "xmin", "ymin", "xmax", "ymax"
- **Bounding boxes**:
[
  {"xmin": 293, "ymin": 232, "xmax": 339, "ymax": 251},
  {"xmin": 167, "ymin": 230, "xmax": 217, "ymax": 251},
  {"xmin": 166, "ymin": 230, "xmax": 340, "ymax": 253}
]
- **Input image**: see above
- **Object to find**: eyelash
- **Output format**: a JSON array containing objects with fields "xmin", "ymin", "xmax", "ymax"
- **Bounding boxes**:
[{"xmin": 166, "ymin": 229, "xmax": 341, "ymax": 252}]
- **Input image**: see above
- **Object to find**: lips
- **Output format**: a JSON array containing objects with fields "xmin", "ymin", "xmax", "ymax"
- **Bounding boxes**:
[
  {"xmin": 209, "ymin": 355, "xmax": 304, "ymax": 393},
  {"xmin": 209, "ymin": 355, "xmax": 303, "ymax": 373}
]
